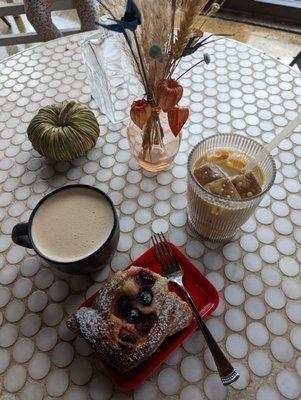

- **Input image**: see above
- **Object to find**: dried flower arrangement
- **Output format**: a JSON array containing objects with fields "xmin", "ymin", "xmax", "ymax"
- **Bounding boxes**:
[{"xmin": 97, "ymin": 0, "xmax": 224, "ymax": 169}]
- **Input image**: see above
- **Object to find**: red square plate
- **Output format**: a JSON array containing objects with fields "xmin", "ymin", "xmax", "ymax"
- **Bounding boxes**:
[{"xmin": 79, "ymin": 243, "xmax": 219, "ymax": 391}]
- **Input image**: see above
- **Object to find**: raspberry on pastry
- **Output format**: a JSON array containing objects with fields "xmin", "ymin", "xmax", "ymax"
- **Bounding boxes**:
[{"xmin": 66, "ymin": 266, "xmax": 193, "ymax": 371}]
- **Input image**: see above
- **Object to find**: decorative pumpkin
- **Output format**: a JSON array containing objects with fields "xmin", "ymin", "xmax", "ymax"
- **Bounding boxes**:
[{"xmin": 27, "ymin": 101, "xmax": 100, "ymax": 161}]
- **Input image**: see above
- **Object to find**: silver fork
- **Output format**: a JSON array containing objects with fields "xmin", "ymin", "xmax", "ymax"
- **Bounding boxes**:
[{"xmin": 152, "ymin": 233, "xmax": 239, "ymax": 386}]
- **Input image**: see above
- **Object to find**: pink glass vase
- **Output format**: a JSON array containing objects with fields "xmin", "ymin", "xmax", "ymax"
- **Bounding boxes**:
[{"xmin": 127, "ymin": 110, "xmax": 182, "ymax": 172}]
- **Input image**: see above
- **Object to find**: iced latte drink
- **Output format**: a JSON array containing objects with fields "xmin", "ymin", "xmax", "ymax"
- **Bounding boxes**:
[{"xmin": 187, "ymin": 134, "xmax": 276, "ymax": 241}]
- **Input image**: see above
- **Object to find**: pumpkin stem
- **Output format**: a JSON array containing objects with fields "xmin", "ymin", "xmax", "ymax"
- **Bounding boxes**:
[{"xmin": 58, "ymin": 100, "xmax": 77, "ymax": 126}]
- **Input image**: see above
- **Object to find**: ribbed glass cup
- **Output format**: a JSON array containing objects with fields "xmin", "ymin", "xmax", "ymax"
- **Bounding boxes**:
[{"xmin": 187, "ymin": 134, "xmax": 276, "ymax": 241}]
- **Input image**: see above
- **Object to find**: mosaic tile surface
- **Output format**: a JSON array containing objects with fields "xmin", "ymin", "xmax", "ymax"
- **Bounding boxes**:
[{"xmin": 0, "ymin": 33, "xmax": 301, "ymax": 400}]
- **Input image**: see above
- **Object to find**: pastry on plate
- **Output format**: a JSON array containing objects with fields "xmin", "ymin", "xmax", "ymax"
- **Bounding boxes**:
[{"xmin": 66, "ymin": 266, "xmax": 193, "ymax": 371}]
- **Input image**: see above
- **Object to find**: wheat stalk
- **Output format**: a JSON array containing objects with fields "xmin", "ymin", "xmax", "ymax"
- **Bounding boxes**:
[
  {"xmin": 172, "ymin": 0, "xmax": 209, "ymax": 60},
  {"xmin": 196, "ymin": 1, "xmax": 225, "ymax": 30},
  {"xmin": 136, "ymin": 0, "xmax": 173, "ymax": 94}
]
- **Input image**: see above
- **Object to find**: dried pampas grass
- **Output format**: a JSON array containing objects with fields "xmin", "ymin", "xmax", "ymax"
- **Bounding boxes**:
[{"xmin": 133, "ymin": 0, "xmax": 224, "ymax": 88}]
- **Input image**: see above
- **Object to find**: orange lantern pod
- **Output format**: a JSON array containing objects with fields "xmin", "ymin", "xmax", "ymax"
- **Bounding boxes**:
[
  {"xmin": 167, "ymin": 107, "xmax": 189, "ymax": 137},
  {"xmin": 130, "ymin": 99, "xmax": 152, "ymax": 129},
  {"xmin": 156, "ymin": 79, "xmax": 183, "ymax": 112}
]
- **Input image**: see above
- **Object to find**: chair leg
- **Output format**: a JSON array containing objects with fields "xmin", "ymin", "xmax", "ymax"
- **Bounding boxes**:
[
  {"xmin": 290, "ymin": 51, "xmax": 301, "ymax": 68},
  {"xmin": 73, "ymin": 0, "xmax": 100, "ymax": 31},
  {"xmin": 1, "ymin": 16, "xmax": 11, "ymax": 28},
  {"xmin": 24, "ymin": 0, "xmax": 62, "ymax": 41},
  {"xmin": 13, "ymin": 14, "xmax": 26, "ymax": 34}
]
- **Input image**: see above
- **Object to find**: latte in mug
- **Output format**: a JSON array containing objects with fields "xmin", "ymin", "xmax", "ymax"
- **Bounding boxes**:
[
  {"xmin": 12, "ymin": 185, "xmax": 120, "ymax": 274},
  {"xmin": 32, "ymin": 187, "xmax": 114, "ymax": 262}
]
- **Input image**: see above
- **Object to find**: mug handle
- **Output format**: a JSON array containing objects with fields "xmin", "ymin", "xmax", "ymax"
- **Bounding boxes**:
[{"xmin": 12, "ymin": 223, "xmax": 33, "ymax": 249}]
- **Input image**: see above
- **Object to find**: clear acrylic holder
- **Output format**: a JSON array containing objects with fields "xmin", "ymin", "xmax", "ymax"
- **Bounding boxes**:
[{"xmin": 81, "ymin": 23, "xmax": 143, "ymax": 123}]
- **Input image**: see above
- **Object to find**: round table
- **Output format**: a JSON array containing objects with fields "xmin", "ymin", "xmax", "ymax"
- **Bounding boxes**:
[{"xmin": 0, "ymin": 32, "xmax": 301, "ymax": 400}]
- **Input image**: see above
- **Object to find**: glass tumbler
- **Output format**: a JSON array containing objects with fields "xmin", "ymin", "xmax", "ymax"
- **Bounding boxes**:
[
  {"xmin": 187, "ymin": 134, "xmax": 276, "ymax": 241},
  {"xmin": 127, "ymin": 110, "xmax": 182, "ymax": 172}
]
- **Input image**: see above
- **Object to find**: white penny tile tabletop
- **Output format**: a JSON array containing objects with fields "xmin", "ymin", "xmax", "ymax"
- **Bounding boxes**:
[{"xmin": 0, "ymin": 32, "xmax": 301, "ymax": 400}]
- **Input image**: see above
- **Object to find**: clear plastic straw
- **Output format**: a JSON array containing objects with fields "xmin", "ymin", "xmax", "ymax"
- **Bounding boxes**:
[{"xmin": 245, "ymin": 113, "xmax": 301, "ymax": 172}]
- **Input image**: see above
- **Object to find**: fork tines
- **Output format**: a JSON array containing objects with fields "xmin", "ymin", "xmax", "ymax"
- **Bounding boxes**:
[
  {"xmin": 221, "ymin": 369, "xmax": 240, "ymax": 385},
  {"xmin": 151, "ymin": 233, "xmax": 180, "ymax": 275}
]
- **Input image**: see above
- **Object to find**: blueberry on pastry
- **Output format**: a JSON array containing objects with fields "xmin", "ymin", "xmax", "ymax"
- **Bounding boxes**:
[{"xmin": 66, "ymin": 266, "xmax": 193, "ymax": 371}]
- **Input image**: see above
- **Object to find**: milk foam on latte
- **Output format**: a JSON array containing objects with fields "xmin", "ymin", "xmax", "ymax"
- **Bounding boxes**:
[{"xmin": 31, "ymin": 187, "xmax": 114, "ymax": 262}]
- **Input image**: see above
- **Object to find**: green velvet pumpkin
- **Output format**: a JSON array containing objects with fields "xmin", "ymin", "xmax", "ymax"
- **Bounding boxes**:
[{"xmin": 27, "ymin": 101, "xmax": 100, "ymax": 161}]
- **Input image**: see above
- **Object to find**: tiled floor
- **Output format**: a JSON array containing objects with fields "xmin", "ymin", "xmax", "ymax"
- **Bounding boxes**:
[
  {"xmin": 205, "ymin": 17, "xmax": 301, "ymax": 69},
  {"xmin": 0, "ymin": 10, "xmax": 300, "ymax": 71}
]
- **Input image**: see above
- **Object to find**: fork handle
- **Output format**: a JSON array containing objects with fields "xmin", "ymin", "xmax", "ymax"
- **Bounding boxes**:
[{"xmin": 178, "ymin": 284, "xmax": 239, "ymax": 386}]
